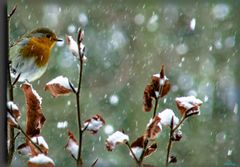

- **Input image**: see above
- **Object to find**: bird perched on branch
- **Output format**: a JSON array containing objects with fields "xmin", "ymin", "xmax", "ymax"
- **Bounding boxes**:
[{"xmin": 9, "ymin": 27, "xmax": 62, "ymax": 82}]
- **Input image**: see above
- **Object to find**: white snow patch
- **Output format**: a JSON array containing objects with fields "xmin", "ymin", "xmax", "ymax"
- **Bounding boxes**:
[
  {"xmin": 109, "ymin": 94, "xmax": 119, "ymax": 105},
  {"xmin": 158, "ymin": 109, "xmax": 179, "ymax": 127},
  {"xmin": 134, "ymin": 13, "xmax": 145, "ymax": 25},
  {"xmin": 130, "ymin": 147, "xmax": 143, "ymax": 160},
  {"xmin": 106, "ymin": 131, "xmax": 129, "ymax": 150},
  {"xmin": 214, "ymin": 39, "xmax": 222, "ymax": 49},
  {"xmin": 175, "ymin": 96, "xmax": 203, "ymax": 110},
  {"xmin": 18, "ymin": 145, "xmax": 31, "ymax": 156},
  {"xmin": 31, "ymin": 136, "xmax": 49, "ymax": 149},
  {"xmin": 7, "ymin": 101, "xmax": 19, "ymax": 111},
  {"xmin": 29, "ymin": 154, "xmax": 54, "ymax": 164},
  {"xmin": 233, "ymin": 103, "xmax": 238, "ymax": 114},
  {"xmin": 67, "ymin": 24, "xmax": 76, "ymax": 34},
  {"xmin": 147, "ymin": 14, "xmax": 159, "ymax": 32},
  {"xmin": 66, "ymin": 138, "xmax": 79, "ymax": 159},
  {"xmin": 104, "ymin": 125, "xmax": 114, "ymax": 135},
  {"xmin": 57, "ymin": 121, "xmax": 68, "ymax": 129},
  {"xmin": 46, "ymin": 76, "xmax": 71, "ymax": 89},
  {"xmin": 204, "ymin": 95, "xmax": 209, "ymax": 102},
  {"xmin": 212, "ymin": 4, "xmax": 230, "ymax": 20},
  {"xmin": 66, "ymin": 35, "xmax": 85, "ymax": 58},
  {"xmin": 78, "ymin": 13, "xmax": 88, "ymax": 26},
  {"xmin": 225, "ymin": 36, "xmax": 235, "ymax": 48},
  {"xmin": 84, "ymin": 118, "xmax": 104, "ymax": 132},
  {"xmin": 190, "ymin": 18, "xmax": 196, "ymax": 30},
  {"xmin": 227, "ymin": 149, "xmax": 232, "ymax": 156},
  {"xmin": 176, "ymin": 43, "xmax": 188, "ymax": 55}
]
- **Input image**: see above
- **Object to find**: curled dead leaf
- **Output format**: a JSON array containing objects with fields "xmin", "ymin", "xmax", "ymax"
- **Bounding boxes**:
[
  {"xmin": 129, "ymin": 136, "xmax": 144, "ymax": 160},
  {"xmin": 21, "ymin": 82, "xmax": 46, "ymax": 137},
  {"xmin": 144, "ymin": 143, "xmax": 157, "ymax": 157},
  {"xmin": 83, "ymin": 114, "xmax": 105, "ymax": 134},
  {"xmin": 65, "ymin": 130, "xmax": 79, "ymax": 160},
  {"xmin": 105, "ymin": 131, "xmax": 129, "ymax": 151},
  {"xmin": 175, "ymin": 96, "xmax": 203, "ymax": 116},
  {"xmin": 45, "ymin": 76, "xmax": 74, "ymax": 97},
  {"xmin": 145, "ymin": 116, "xmax": 162, "ymax": 140},
  {"xmin": 143, "ymin": 85, "xmax": 154, "ymax": 112}
]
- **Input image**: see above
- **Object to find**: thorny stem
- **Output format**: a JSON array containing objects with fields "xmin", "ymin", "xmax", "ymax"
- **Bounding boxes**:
[
  {"xmin": 76, "ymin": 28, "xmax": 84, "ymax": 167},
  {"xmin": 7, "ymin": 5, "xmax": 17, "ymax": 165},
  {"xmin": 126, "ymin": 142, "xmax": 139, "ymax": 164}
]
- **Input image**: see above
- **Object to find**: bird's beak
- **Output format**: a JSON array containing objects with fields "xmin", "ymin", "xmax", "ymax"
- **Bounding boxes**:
[{"xmin": 55, "ymin": 38, "xmax": 63, "ymax": 42}]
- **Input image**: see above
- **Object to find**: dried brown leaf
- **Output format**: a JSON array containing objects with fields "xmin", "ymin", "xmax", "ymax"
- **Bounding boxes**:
[
  {"xmin": 45, "ymin": 76, "xmax": 74, "ymax": 97},
  {"xmin": 83, "ymin": 114, "xmax": 105, "ymax": 134},
  {"xmin": 21, "ymin": 82, "xmax": 46, "ymax": 137},
  {"xmin": 65, "ymin": 130, "xmax": 79, "ymax": 160},
  {"xmin": 143, "ymin": 85, "xmax": 154, "ymax": 112},
  {"xmin": 131, "ymin": 136, "xmax": 145, "ymax": 148},
  {"xmin": 145, "ymin": 116, "xmax": 162, "ymax": 140},
  {"xmin": 144, "ymin": 143, "xmax": 157, "ymax": 157}
]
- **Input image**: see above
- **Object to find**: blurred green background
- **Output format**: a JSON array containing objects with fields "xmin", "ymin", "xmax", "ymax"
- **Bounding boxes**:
[{"xmin": 8, "ymin": 0, "xmax": 240, "ymax": 167}]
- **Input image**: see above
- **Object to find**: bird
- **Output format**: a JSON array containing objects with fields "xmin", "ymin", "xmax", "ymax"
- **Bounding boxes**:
[{"xmin": 9, "ymin": 27, "xmax": 62, "ymax": 82}]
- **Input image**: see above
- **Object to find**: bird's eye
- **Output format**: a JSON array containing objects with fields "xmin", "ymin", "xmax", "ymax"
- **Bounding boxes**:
[{"xmin": 46, "ymin": 34, "xmax": 51, "ymax": 38}]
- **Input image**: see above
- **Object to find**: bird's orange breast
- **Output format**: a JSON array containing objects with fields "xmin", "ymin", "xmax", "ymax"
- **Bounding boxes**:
[{"xmin": 20, "ymin": 37, "xmax": 55, "ymax": 67}]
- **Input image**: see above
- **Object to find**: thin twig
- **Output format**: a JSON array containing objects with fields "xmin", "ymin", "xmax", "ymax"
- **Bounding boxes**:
[
  {"xmin": 69, "ymin": 81, "xmax": 77, "ymax": 94},
  {"xmin": 76, "ymin": 28, "xmax": 84, "ymax": 167},
  {"xmin": 8, "ymin": 5, "xmax": 17, "ymax": 20},
  {"xmin": 12, "ymin": 73, "xmax": 21, "ymax": 86},
  {"xmin": 152, "ymin": 66, "xmax": 164, "ymax": 118},
  {"xmin": 165, "ymin": 117, "xmax": 174, "ymax": 167},
  {"xmin": 126, "ymin": 142, "xmax": 139, "ymax": 164},
  {"xmin": 17, "ymin": 126, "xmax": 43, "ymax": 153},
  {"xmin": 81, "ymin": 122, "xmax": 89, "ymax": 133},
  {"xmin": 90, "ymin": 158, "xmax": 98, "ymax": 167},
  {"xmin": 165, "ymin": 110, "xmax": 191, "ymax": 167},
  {"xmin": 138, "ymin": 139, "xmax": 148, "ymax": 166},
  {"xmin": 152, "ymin": 97, "xmax": 159, "ymax": 119},
  {"xmin": 172, "ymin": 116, "xmax": 187, "ymax": 132}
]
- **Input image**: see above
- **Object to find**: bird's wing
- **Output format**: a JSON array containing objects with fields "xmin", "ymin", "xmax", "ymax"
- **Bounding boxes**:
[{"xmin": 9, "ymin": 38, "xmax": 29, "ymax": 61}]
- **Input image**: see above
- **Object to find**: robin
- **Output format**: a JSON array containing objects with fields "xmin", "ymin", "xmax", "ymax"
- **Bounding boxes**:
[{"xmin": 9, "ymin": 27, "xmax": 62, "ymax": 82}]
